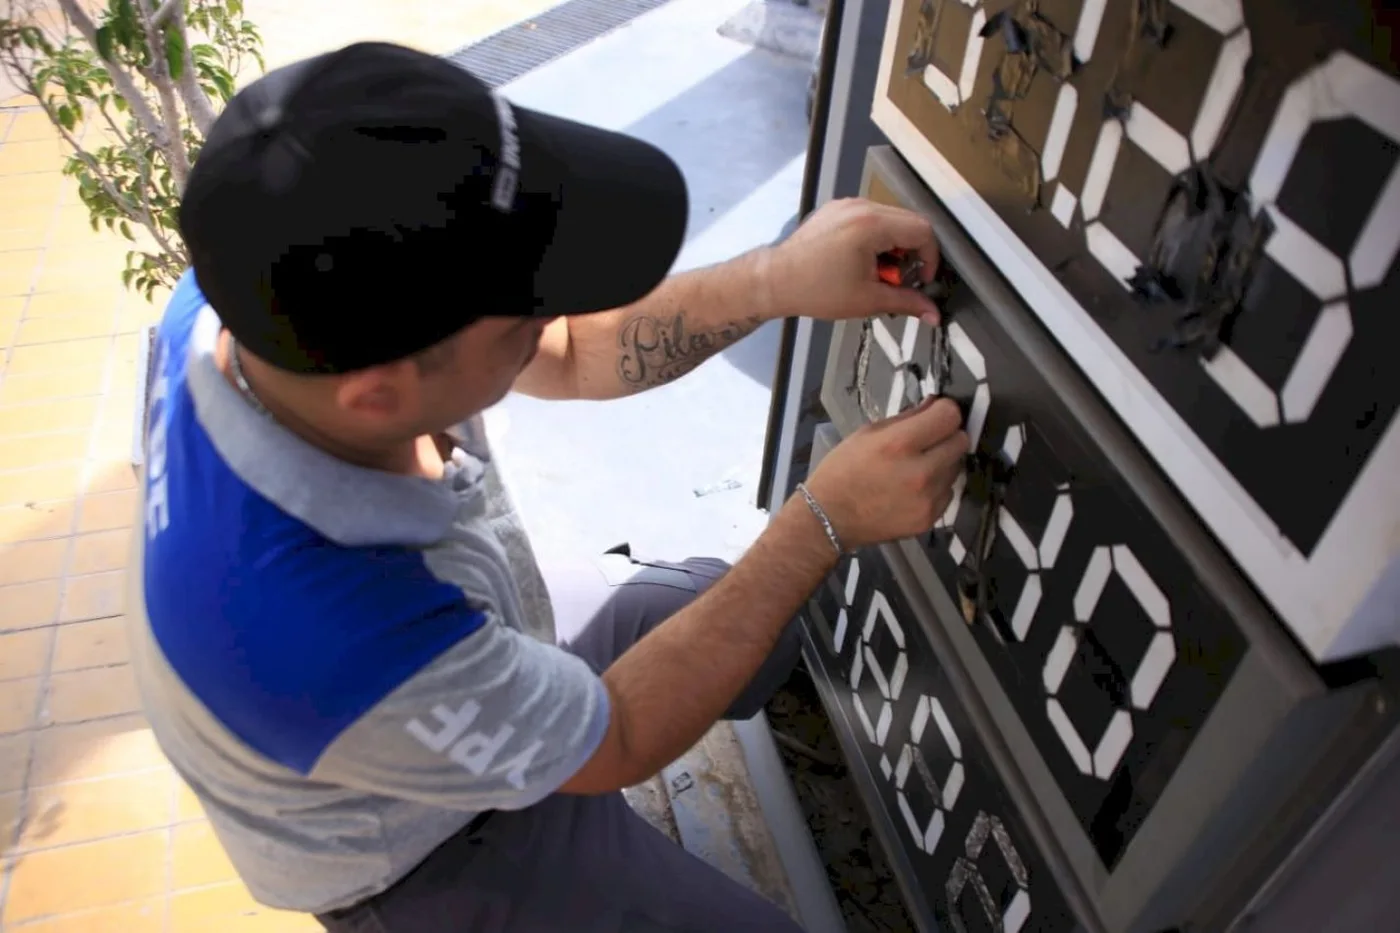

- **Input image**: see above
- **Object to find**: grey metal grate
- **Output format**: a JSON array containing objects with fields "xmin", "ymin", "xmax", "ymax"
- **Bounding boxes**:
[{"xmin": 443, "ymin": 0, "xmax": 672, "ymax": 88}]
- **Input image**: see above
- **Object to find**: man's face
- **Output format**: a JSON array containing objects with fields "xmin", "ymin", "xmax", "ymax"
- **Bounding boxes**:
[{"xmin": 409, "ymin": 314, "xmax": 553, "ymax": 429}]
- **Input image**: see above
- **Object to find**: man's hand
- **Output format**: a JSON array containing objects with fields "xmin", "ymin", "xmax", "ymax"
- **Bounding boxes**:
[
  {"xmin": 765, "ymin": 198, "xmax": 942, "ymax": 324},
  {"xmin": 805, "ymin": 397, "xmax": 969, "ymax": 552}
]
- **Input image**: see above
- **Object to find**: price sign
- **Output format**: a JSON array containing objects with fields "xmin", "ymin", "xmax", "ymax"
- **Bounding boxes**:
[
  {"xmin": 808, "ymin": 549, "xmax": 1078, "ymax": 933},
  {"xmin": 872, "ymin": 0, "xmax": 1400, "ymax": 661},
  {"xmin": 813, "ymin": 145, "xmax": 1387, "ymax": 931}
]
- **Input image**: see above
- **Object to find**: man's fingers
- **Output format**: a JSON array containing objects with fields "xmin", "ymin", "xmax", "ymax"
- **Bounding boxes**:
[
  {"xmin": 863, "ymin": 205, "xmax": 940, "ymax": 282},
  {"xmin": 884, "ymin": 396, "xmax": 964, "ymax": 449},
  {"xmin": 868, "ymin": 280, "xmax": 940, "ymax": 322}
]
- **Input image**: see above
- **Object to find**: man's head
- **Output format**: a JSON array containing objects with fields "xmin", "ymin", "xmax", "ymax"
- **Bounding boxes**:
[{"xmin": 179, "ymin": 41, "xmax": 688, "ymax": 442}]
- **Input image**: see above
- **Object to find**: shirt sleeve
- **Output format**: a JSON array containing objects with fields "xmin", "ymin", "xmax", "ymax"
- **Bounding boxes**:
[{"xmin": 310, "ymin": 615, "xmax": 610, "ymax": 812}]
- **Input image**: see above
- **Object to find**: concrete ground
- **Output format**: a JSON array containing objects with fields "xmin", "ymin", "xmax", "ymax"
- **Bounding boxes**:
[{"xmin": 0, "ymin": 0, "xmax": 816, "ymax": 929}]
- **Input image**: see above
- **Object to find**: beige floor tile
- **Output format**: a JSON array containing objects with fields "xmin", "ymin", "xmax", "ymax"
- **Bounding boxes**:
[
  {"xmin": 13, "ymin": 768, "xmax": 174, "ymax": 853},
  {"xmin": 5, "ymin": 336, "xmax": 111, "ymax": 376},
  {"xmin": 118, "ymin": 301, "xmax": 164, "ymax": 332},
  {"xmin": 0, "ymin": 204, "xmax": 55, "ymax": 239},
  {"xmin": 0, "ymin": 626, "xmax": 53, "ymax": 681},
  {"xmin": 76, "ymin": 488, "xmax": 137, "ymax": 533},
  {"xmin": 0, "ymin": 500, "xmax": 76, "ymax": 545},
  {"xmin": 0, "ymin": 730, "xmax": 33, "ymax": 792},
  {"xmin": 172, "ymin": 820, "xmax": 240, "ymax": 889},
  {"xmin": 42, "ymin": 663, "xmax": 140, "ymax": 725},
  {"xmin": 16, "ymin": 311, "xmax": 119, "ymax": 346},
  {"xmin": 0, "ymin": 675, "xmax": 41, "ymax": 732},
  {"xmin": 7, "ymin": 897, "xmax": 165, "ymax": 933},
  {"xmin": 0, "ymin": 578, "xmax": 62, "ymax": 631},
  {"xmin": 0, "ymin": 172, "xmax": 62, "ymax": 210},
  {"xmin": 52, "ymin": 616, "xmax": 129, "ymax": 671},
  {"xmin": 0, "ymin": 259, "xmax": 38, "ymax": 296},
  {"xmin": 47, "ymin": 214, "xmax": 113, "ymax": 249},
  {"xmin": 91, "ymin": 421, "xmax": 139, "ymax": 461},
  {"xmin": 6, "ymin": 109, "xmax": 63, "ymax": 143},
  {"xmin": 0, "ymin": 226, "xmax": 47, "ymax": 252},
  {"xmin": 0, "ymin": 138, "xmax": 66, "ymax": 174},
  {"xmin": 67, "ymin": 528, "xmax": 129, "ymax": 575},
  {"xmin": 0, "ymin": 367, "xmax": 106, "ymax": 404},
  {"xmin": 0, "ymin": 430, "xmax": 88, "ymax": 471},
  {"xmin": 1, "ymin": 312, "xmax": 21, "ymax": 347},
  {"xmin": 29, "ymin": 713, "xmax": 165, "ymax": 786},
  {"xmin": 35, "ymin": 258, "xmax": 128, "ymax": 296},
  {"xmin": 2, "ymin": 829, "xmax": 169, "ymax": 924},
  {"xmin": 0, "ymin": 296, "xmax": 23, "ymax": 335},
  {"xmin": 1, "ymin": 787, "xmax": 21, "ymax": 845},
  {"xmin": 83, "ymin": 461, "xmax": 138, "ymax": 496},
  {"xmin": 23, "ymin": 288, "xmax": 124, "ymax": 319},
  {"xmin": 169, "ymin": 881, "xmax": 323, "ymax": 932},
  {"xmin": 0, "ymin": 396, "xmax": 101, "ymax": 435},
  {"xmin": 0, "ymin": 537, "xmax": 69, "ymax": 585},
  {"xmin": 0, "ymin": 246, "xmax": 43, "ymax": 274},
  {"xmin": 0, "ymin": 463, "xmax": 84, "ymax": 508},
  {"xmin": 173, "ymin": 771, "xmax": 205, "ymax": 821},
  {"xmin": 57, "ymin": 569, "xmax": 125, "ymax": 623}
]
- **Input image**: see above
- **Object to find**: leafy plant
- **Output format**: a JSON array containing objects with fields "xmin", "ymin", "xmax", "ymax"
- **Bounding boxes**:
[{"xmin": 0, "ymin": 0, "xmax": 263, "ymax": 299}]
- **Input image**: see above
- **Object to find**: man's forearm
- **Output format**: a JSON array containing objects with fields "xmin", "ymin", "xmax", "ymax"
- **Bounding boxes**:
[
  {"xmin": 568, "ymin": 247, "xmax": 782, "ymax": 399},
  {"xmin": 560, "ymin": 496, "xmax": 837, "ymax": 793}
]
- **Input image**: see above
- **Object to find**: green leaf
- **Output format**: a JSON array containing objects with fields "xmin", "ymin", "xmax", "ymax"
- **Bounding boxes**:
[
  {"xmin": 210, "ymin": 70, "xmax": 234, "ymax": 100},
  {"xmin": 120, "ymin": 220, "xmax": 134, "ymax": 241},
  {"xmin": 56, "ymin": 104, "xmax": 76, "ymax": 130},
  {"xmin": 95, "ymin": 24, "xmax": 114, "ymax": 61},
  {"xmin": 113, "ymin": 93, "xmax": 128, "ymax": 112},
  {"xmin": 229, "ymin": 0, "xmax": 244, "ymax": 16},
  {"xmin": 164, "ymin": 27, "xmax": 185, "ymax": 80}
]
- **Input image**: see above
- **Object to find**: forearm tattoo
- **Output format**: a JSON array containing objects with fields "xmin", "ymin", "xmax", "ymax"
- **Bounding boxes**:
[{"xmin": 616, "ymin": 311, "xmax": 762, "ymax": 391}]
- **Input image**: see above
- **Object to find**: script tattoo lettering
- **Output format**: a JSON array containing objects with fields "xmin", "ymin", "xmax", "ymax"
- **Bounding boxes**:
[{"xmin": 616, "ymin": 311, "xmax": 762, "ymax": 391}]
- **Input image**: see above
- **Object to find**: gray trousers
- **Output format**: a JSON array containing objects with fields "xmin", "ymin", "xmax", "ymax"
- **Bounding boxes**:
[{"xmin": 318, "ymin": 550, "xmax": 806, "ymax": 932}]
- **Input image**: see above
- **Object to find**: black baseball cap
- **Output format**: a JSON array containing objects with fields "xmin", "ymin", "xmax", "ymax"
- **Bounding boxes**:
[{"xmin": 179, "ymin": 41, "xmax": 689, "ymax": 374}]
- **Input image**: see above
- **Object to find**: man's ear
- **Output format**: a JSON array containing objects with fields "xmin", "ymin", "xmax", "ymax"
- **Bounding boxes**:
[{"xmin": 333, "ymin": 359, "xmax": 420, "ymax": 420}]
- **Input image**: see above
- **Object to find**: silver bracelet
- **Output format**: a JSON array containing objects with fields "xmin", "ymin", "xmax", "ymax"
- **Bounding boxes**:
[{"xmin": 795, "ymin": 482, "xmax": 844, "ymax": 556}]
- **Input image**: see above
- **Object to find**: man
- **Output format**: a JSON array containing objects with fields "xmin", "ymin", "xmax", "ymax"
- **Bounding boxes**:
[{"xmin": 129, "ymin": 41, "xmax": 969, "ymax": 932}]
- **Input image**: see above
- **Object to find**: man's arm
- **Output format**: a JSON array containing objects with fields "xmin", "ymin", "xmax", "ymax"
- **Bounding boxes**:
[
  {"xmin": 513, "ymin": 199, "xmax": 944, "ymax": 402},
  {"xmin": 513, "ymin": 247, "xmax": 779, "ymax": 401},
  {"xmin": 559, "ymin": 494, "xmax": 836, "ymax": 792}
]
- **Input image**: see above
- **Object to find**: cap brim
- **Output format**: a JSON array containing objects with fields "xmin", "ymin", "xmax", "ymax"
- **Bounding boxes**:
[{"xmin": 515, "ymin": 107, "xmax": 689, "ymax": 318}]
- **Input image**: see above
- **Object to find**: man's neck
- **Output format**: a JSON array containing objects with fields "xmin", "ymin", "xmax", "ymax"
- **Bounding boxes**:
[{"xmin": 214, "ymin": 330, "xmax": 445, "ymax": 480}]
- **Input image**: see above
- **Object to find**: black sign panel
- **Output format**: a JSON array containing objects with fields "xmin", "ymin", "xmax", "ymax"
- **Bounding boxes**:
[
  {"xmin": 807, "ymin": 548, "xmax": 1079, "ymax": 933},
  {"xmin": 811, "ymin": 145, "xmax": 1400, "ymax": 932},
  {"xmin": 873, "ymin": 0, "xmax": 1400, "ymax": 658},
  {"xmin": 829, "ymin": 291, "xmax": 1246, "ymax": 868}
]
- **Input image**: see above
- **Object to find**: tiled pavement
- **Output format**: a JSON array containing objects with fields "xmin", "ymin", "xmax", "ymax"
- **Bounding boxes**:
[{"xmin": 0, "ymin": 3, "xmax": 567, "ymax": 929}]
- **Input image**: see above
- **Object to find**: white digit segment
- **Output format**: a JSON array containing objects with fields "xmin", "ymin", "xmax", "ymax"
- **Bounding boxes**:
[
  {"xmin": 851, "ymin": 590, "xmax": 910, "ymax": 748},
  {"xmin": 832, "ymin": 557, "xmax": 863, "ymax": 652},
  {"xmin": 875, "ymin": 0, "xmax": 1400, "ymax": 659},
  {"xmin": 895, "ymin": 695, "xmax": 966, "ymax": 853},
  {"xmin": 871, "ymin": 316, "xmax": 938, "ymax": 417},
  {"xmin": 918, "ymin": 0, "xmax": 988, "ymax": 112},
  {"xmin": 994, "ymin": 426, "xmax": 1075, "ymax": 641},
  {"xmin": 833, "ymin": 570, "xmax": 1039, "ymax": 924},
  {"xmin": 1072, "ymin": 0, "xmax": 1252, "ymax": 294},
  {"xmin": 1201, "ymin": 52, "xmax": 1400, "ymax": 428},
  {"xmin": 1043, "ymin": 545, "xmax": 1176, "ymax": 779},
  {"xmin": 935, "ymin": 322, "xmax": 992, "ymax": 567},
  {"xmin": 946, "ymin": 812, "xmax": 1032, "ymax": 933}
]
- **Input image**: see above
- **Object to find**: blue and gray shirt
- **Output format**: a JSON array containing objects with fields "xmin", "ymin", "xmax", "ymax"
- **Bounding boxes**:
[{"xmin": 127, "ymin": 272, "xmax": 610, "ymax": 913}]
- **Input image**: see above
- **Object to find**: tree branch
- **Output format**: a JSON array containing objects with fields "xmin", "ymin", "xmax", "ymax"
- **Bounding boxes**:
[
  {"xmin": 130, "ymin": 0, "xmax": 190, "ymax": 190},
  {"xmin": 152, "ymin": 0, "xmax": 180, "ymax": 28},
  {"xmin": 53, "ymin": 0, "xmax": 181, "ymax": 186},
  {"xmin": 170, "ymin": 1, "xmax": 215, "ymax": 134}
]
